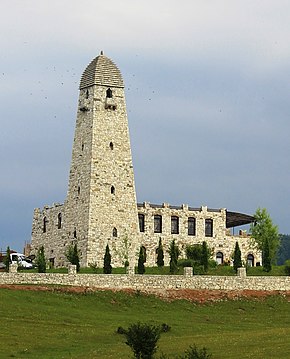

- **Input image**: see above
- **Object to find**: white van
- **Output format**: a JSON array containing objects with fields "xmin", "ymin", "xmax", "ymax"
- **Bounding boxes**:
[{"xmin": 10, "ymin": 253, "xmax": 33, "ymax": 269}]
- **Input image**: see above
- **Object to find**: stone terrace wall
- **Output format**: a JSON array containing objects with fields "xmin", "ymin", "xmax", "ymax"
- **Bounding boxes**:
[{"xmin": 1, "ymin": 272, "xmax": 290, "ymax": 291}]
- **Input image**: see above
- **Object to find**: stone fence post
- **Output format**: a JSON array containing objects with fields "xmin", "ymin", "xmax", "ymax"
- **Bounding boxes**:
[
  {"xmin": 68, "ymin": 264, "xmax": 77, "ymax": 275},
  {"xmin": 126, "ymin": 266, "xmax": 135, "ymax": 275},
  {"xmin": 9, "ymin": 264, "xmax": 18, "ymax": 273},
  {"xmin": 237, "ymin": 267, "xmax": 247, "ymax": 278},
  {"xmin": 184, "ymin": 267, "xmax": 193, "ymax": 277}
]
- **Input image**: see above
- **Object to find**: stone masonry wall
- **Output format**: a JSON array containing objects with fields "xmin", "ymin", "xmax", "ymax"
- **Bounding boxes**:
[
  {"xmin": 138, "ymin": 203, "xmax": 261, "ymax": 267},
  {"xmin": 1, "ymin": 272, "xmax": 289, "ymax": 291}
]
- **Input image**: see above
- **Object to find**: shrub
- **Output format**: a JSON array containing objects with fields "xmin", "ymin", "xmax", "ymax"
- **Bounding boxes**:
[
  {"xmin": 124, "ymin": 322, "xmax": 161, "ymax": 359},
  {"xmin": 169, "ymin": 240, "xmax": 180, "ymax": 274},
  {"xmin": 66, "ymin": 243, "xmax": 80, "ymax": 272},
  {"xmin": 263, "ymin": 238, "xmax": 272, "ymax": 272},
  {"xmin": 89, "ymin": 262, "xmax": 98, "ymax": 273},
  {"xmin": 284, "ymin": 259, "xmax": 290, "ymax": 275},
  {"xmin": 233, "ymin": 241, "xmax": 242, "ymax": 272},
  {"xmin": 103, "ymin": 244, "xmax": 112, "ymax": 274},
  {"xmin": 186, "ymin": 244, "xmax": 202, "ymax": 262},
  {"xmin": 116, "ymin": 326, "xmax": 127, "ymax": 335},
  {"xmin": 4, "ymin": 246, "xmax": 10, "ymax": 272},
  {"xmin": 179, "ymin": 344, "xmax": 212, "ymax": 359},
  {"xmin": 178, "ymin": 259, "xmax": 194, "ymax": 268},
  {"xmin": 201, "ymin": 241, "xmax": 209, "ymax": 272},
  {"xmin": 160, "ymin": 323, "xmax": 171, "ymax": 333},
  {"xmin": 208, "ymin": 259, "xmax": 217, "ymax": 268},
  {"xmin": 36, "ymin": 246, "xmax": 46, "ymax": 273},
  {"xmin": 192, "ymin": 265, "xmax": 205, "ymax": 275},
  {"xmin": 138, "ymin": 246, "xmax": 146, "ymax": 274},
  {"xmin": 156, "ymin": 238, "xmax": 164, "ymax": 267}
]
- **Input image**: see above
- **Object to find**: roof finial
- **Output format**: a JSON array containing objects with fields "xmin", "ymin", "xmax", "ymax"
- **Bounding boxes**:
[{"xmin": 100, "ymin": 50, "xmax": 104, "ymax": 55}]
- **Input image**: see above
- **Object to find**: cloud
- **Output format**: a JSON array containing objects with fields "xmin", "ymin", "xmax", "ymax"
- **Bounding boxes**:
[{"xmin": 1, "ymin": 1, "xmax": 290, "ymax": 251}]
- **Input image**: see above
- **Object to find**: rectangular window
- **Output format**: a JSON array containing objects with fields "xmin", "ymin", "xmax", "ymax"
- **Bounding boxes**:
[
  {"xmin": 188, "ymin": 217, "xmax": 196, "ymax": 236},
  {"xmin": 171, "ymin": 216, "xmax": 179, "ymax": 234},
  {"xmin": 205, "ymin": 219, "xmax": 213, "ymax": 237},
  {"xmin": 138, "ymin": 213, "xmax": 145, "ymax": 232},
  {"xmin": 154, "ymin": 215, "xmax": 162, "ymax": 233}
]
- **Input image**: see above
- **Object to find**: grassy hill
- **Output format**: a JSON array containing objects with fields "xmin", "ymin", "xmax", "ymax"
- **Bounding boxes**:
[{"xmin": 0, "ymin": 288, "xmax": 289, "ymax": 358}]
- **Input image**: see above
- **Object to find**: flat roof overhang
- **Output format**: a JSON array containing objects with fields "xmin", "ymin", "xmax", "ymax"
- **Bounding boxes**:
[{"xmin": 226, "ymin": 211, "xmax": 255, "ymax": 228}]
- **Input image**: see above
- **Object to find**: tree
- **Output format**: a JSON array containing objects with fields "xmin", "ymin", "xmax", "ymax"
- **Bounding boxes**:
[
  {"xmin": 186, "ymin": 244, "xmax": 202, "ymax": 263},
  {"xmin": 250, "ymin": 208, "xmax": 279, "ymax": 264},
  {"xmin": 263, "ymin": 238, "xmax": 272, "ymax": 272},
  {"xmin": 66, "ymin": 243, "xmax": 80, "ymax": 272},
  {"xmin": 233, "ymin": 241, "xmax": 242, "ymax": 272},
  {"xmin": 103, "ymin": 244, "xmax": 112, "ymax": 274},
  {"xmin": 156, "ymin": 238, "xmax": 164, "ymax": 267},
  {"xmin": 169, "ymin": 240, "xmax": 180, "ymax": 274},
  {"xmin": 200, "ymin": 241, "xmax": 209, "ymax": 273},
  {"xmin": 4, "ymin": 246, "xmax": 11, "ymax": 272},
  {"xmin": 137, "ymin": 246, "xmax": 145, "ymax": 274},
  {"xmin": 277, "ymin": 234, "xmax": 290, "ymax": 265},
  {"xmin": 124, "ymin": 322, "xmax": 161, "ymax": 359},
  {"xmin": 36, "ymin": 246, "xmax": 46, "ymax": 273}
]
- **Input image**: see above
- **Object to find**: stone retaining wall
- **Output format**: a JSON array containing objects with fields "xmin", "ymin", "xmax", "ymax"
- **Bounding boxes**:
[{"xmin": 1, "ymin": 272, "xmax": 290, "ymax": 291}]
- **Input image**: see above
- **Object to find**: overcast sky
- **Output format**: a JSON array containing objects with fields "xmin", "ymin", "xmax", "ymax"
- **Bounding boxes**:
[{"xmin": 1, "ymin": 1, "xmax": 289, "ymax": 252}]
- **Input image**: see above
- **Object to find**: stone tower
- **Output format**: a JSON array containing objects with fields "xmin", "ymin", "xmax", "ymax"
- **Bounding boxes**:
[
  {"xmin": 64, "ymin": 52, "xmax": 139, "ymax": 267},
  {"xmin": 31, "ymin": 52, "xmax": 261, "ymax": 269}
]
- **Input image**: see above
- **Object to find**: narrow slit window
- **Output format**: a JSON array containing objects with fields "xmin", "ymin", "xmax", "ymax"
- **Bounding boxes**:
[
  {"xmin": 57, "ymin": 213, "xmax": 62, "ymax": 229},
  {"xmin": 138, "ymin": 213, "xmax": 145, "ymax": 232},
  {"xmin": 106, "ymin": 88, "xmax": 112, "ymax": 98},
  {"xmin": 109, "ymin": 142, "xmax": 114, "ymax": 150},
  {"xmin": 43, "ymin": 217, "xmax": 48, "ymax": 233},
  {"xmin": 111, "ymin": 186, "xmax": 115, "ymax": 195},
  {"xmin": 85, "ymin": 89, "xmax": 89, "ymax": 99},
  {"xmin": 113, "ymin": 227, "xmax": 117, "ymax": 237}
]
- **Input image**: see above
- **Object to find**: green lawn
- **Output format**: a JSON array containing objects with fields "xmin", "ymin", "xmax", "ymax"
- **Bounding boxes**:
[{"xmin": 0, "ymin": 288, "xmax": 289, "ymax": 358}]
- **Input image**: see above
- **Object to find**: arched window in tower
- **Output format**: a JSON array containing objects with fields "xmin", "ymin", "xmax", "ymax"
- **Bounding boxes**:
[
  {"xmin": 85, "ymin": 89, "xmax": 89, "ymax": 99},
  {"xmin": 109, "ymin": 142, "xmax": 114, "ymax": 150},
  {"xmin": 43, "ymin": 217, "xmax": 48, "ymax": 233},
  {"xmin": 57, "ymin": 213, "xmax": 62, "ymax": 229},
  {"xmin": 111, "ymin": 186, "xmax": 115, "ymax": 195},
  {"xmin": 77, "ymin": 186, "xmax": 80, "ymax": 196},
  {"xmin": 113, "ymin": 227, "xmax": 117, "ymax": 237},
  {"xmin": 73, "ymin": 229, "xmax": 77, "ymax": 239},
  {"xmin": 106, "ymin": 88, "xmax": 112, "ymax": 98}
]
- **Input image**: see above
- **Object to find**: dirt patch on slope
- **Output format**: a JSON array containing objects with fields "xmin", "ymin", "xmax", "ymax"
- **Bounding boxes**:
[{"xmin": 1, "ymin": 284, "xmax": 290, "ymax": 303}]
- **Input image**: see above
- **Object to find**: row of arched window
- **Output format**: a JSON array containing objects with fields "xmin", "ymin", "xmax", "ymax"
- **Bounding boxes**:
[
  {"xmin": 216, "ymin": 252, "xmax": 255, "ymax": 266},
  {"xmin": 84, "ymin": 88, "xmax": 113, "ymax": 99},
  {"xmin": 138, "ymin": 214, "xmax": 213, "ymax": 237},
  {"xmin": 42, "ymin": 213, "xmax": 62, "ymax": 233}
]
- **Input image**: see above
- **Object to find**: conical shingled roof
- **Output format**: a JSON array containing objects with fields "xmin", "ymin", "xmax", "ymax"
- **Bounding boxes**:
[{"xmin": 79, "ymin": 52, "xmax": 124, "ymax": 89}]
